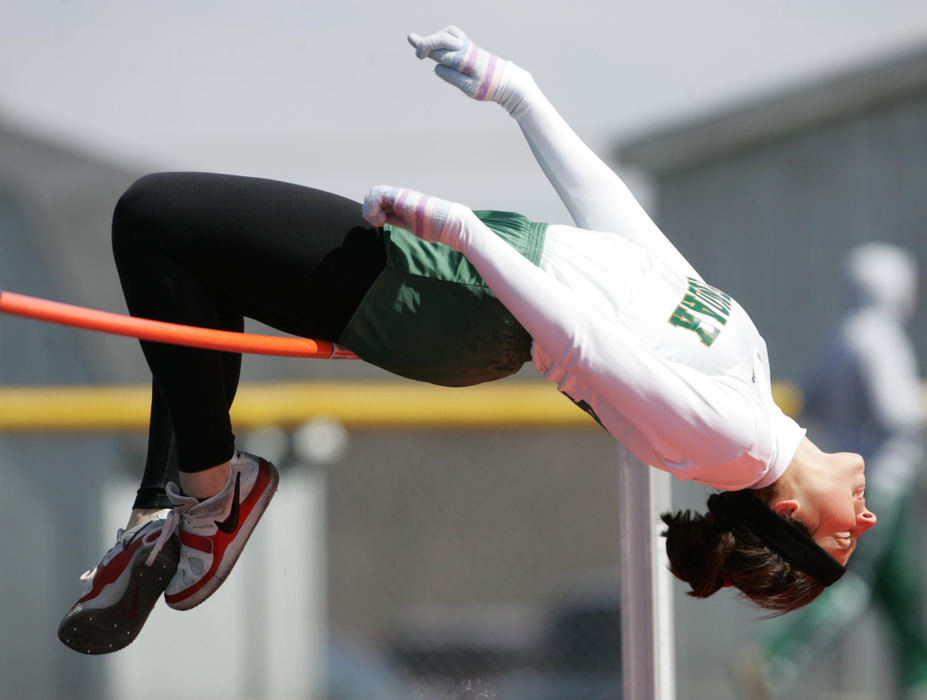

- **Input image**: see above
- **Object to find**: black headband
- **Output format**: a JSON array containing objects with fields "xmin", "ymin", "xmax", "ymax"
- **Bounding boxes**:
[{"xmin": 707, "ymin": 491, "xmax": 846, "ymax": 586}]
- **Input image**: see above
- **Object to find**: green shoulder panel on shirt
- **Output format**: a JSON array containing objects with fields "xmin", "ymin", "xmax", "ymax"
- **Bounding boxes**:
[
  {"xmin": 338, "ymin": 210, "xmax": 548, "ymax": 387},
  {"xmin": 381, "ymin": 210, "xmax": 547, "ymax": 287}
]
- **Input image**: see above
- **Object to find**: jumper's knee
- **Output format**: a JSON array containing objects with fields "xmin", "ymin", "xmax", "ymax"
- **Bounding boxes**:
[{"xmin": 111, "ymin": 173, "xmax": 178, "ymax": 262}]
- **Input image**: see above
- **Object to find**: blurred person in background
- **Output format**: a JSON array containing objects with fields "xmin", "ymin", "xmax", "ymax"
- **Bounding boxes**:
[{"xmin": 738, "ymin": 243, "xmax": 927, "ymax": 699}]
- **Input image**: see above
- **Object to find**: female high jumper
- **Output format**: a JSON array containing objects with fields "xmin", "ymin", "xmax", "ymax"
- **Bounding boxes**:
[{"xmin": 58, "ymin": 26, "xmax": 876, "ymax": 655}]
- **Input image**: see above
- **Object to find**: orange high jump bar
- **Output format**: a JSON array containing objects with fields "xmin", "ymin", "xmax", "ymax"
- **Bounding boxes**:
[{"xmin": 0, "ymin": 289, "xmax": 358, "ymax": 359}]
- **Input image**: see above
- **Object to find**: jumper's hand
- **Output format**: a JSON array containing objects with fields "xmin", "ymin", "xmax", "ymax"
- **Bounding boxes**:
[
  {"xmin": 363, "ymin": 185, "xmax": 467, "ymax": 250},
  {"xmin": 407, "ymin": 26, "xmax": 512, "ymax": 104}
]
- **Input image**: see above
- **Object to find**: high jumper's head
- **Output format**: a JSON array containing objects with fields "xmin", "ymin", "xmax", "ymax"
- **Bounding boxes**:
[{"xmin": 661, "ymin": 438, "xmax": 876, "ymax": 614}]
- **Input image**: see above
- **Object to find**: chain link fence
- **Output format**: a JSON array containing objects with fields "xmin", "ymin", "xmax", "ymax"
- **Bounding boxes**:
[{"xmin": 268, "ymin": 420, "xmax": 623, "ymax": 699}]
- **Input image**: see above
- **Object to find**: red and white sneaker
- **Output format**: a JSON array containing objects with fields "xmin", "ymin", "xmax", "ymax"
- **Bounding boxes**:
[
  {"xmin": 150, "ymin": 451, "xmax": 279, "ymax": 611},
  {"xmin": 58, "ymin": 510, "xmax": 179, "ymax": 654}
]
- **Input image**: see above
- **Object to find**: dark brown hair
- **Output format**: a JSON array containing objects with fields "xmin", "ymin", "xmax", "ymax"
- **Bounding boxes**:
[{"xmin": 660, "ymin": 485, "xmax": 824, "ymax": 615}]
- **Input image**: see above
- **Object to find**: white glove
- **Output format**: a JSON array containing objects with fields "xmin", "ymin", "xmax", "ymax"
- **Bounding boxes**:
[
  {"xmin": 407, "ymin": 26, "xmax": 528, "ymax": 111},
  {"xmin": 363, "ymin": 185, "xmax": 470, "ymax": 251}
]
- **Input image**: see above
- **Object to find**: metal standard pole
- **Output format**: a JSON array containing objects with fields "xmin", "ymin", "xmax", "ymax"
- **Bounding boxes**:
[{"xmin": 618, "ymin": 446, "xmax": 676, "ymax": 699}]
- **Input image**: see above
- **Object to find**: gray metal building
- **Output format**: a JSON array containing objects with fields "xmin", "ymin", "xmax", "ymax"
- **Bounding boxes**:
[
  {"xmin": 618, "ymin": 44, "xmax": 927, "ymax": 381},
  {"xmin": 0, "ymin": 123, "xmax": 141, "ymax": 700}
]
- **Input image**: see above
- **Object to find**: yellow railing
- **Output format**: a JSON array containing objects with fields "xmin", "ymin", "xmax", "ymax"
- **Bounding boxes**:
[{"xmin": 0, "ymin": 380, "xmax": 805, "ymax": 432}]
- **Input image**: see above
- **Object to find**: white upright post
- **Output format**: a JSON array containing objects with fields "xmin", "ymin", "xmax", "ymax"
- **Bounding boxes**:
[{"xmin": 618, "ymin": 446, "xmax": 676, "ymax": 700}]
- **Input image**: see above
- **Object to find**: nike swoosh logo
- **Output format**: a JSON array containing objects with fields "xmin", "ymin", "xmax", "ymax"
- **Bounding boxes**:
[{"xmin": 215, "ymin": 472, "xmax": 241, "ymax": 535}]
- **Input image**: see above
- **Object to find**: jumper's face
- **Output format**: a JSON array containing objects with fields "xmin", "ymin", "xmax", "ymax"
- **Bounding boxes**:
[{"xmin": 796, "ymin": 452, "xmax": 877, "ymax": 565}]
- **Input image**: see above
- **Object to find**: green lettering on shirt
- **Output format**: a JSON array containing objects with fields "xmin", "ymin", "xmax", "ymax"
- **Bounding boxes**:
[{"xmin": 668, "ymin": 277, "xmax": 731, "ymax": 347}]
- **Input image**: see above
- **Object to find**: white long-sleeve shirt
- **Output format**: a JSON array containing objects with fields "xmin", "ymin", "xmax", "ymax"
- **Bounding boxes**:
[{"xmin": 454, "ymin": 67, "xmax": 806, "ymax": 490}]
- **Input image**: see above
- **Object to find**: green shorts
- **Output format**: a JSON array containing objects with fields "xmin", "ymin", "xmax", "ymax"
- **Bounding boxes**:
[{"xmin": 338, "ymin": 210, "xmax": 547, "ymax": 387}]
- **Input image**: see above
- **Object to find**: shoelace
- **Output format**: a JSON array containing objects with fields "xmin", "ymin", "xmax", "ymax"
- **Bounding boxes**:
[
  {"xmin": 143, "ymin": 506, "xmax": 206, "ymax": 585},
  {"xmin": 144, "ymin": 509, "xmax": 180, "ymax": 567},
  {"xmin": 144, "ymin": 467, "xmax": 246, "ymax": 582}
]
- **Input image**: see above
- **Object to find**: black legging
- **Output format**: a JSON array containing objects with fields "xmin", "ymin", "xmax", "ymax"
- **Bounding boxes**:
[{"xmin": 112, "ymin": 172, "xmax": 385, "ymax": 509}]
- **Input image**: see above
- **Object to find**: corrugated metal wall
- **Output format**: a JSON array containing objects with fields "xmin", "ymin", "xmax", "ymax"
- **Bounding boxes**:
[{"xmin": 652, "ymin": 91, "xmax": 927, "ymax": 382}]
